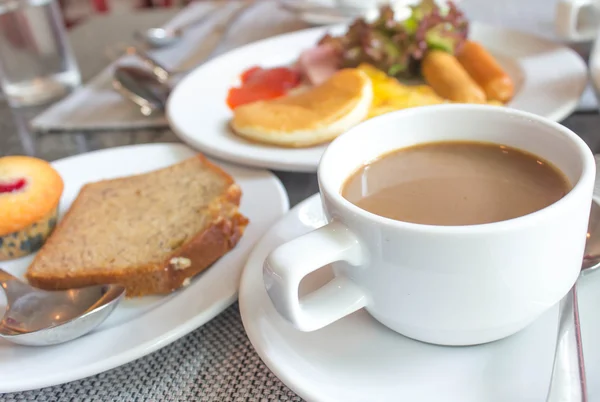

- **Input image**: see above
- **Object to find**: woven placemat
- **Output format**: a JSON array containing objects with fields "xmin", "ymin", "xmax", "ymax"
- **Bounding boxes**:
[{"xmin": 3, "ymin": 304, "xmax": 303, "ymax": 401}]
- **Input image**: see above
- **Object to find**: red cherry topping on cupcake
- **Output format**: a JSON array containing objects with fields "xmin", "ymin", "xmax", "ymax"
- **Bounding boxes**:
[{"xmin": 0, "ymin": 178, "xmax": 26, "ymax": 194}]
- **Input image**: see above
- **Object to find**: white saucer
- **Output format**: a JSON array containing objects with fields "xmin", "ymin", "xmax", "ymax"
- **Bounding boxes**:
[
  {"xmin": 167, "ymin": 23, "xmax": 587, "ymax": 173},
  {"xmin": 239, "ymin": 194, "xmax": 600, "ymax": 402},
  {"xmin": 0, "ymin": 143, "xmax": 289, "ymax": 393}
]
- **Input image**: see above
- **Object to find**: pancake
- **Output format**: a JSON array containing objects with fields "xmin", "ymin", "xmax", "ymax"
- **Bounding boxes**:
[{"xmin": 230, "ymin": 69, "xmax": 373, "ymax": 148}]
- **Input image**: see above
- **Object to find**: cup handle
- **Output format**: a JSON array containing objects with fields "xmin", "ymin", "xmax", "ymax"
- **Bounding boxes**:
[
  {"xmin": 263, "ymin": 221, "xmax": 368, "ymax": 331},
  {"xmin": 555, "ymin": 0, "xmax": 596, "ymax": 41}
]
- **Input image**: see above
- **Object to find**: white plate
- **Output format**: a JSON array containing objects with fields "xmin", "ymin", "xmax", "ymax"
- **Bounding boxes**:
[
  {"xmin": 167, "ymin": 23, "xmax": 588, "ymax": 173},
  {"xmin": 239, "ymin": 194, "xmax": 600, "ymax": 402},
  {"xmin": 0, "ymin": 143, "xmax": 289, "ymax": 393}
]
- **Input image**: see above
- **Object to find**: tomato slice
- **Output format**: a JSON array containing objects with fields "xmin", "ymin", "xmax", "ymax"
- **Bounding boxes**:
[
  {"xmin": 244, "ymin": 67, "xmax": 300, "ymax": 88},
  {"xmin": 240, "ymin": 66, "xmax": 261, "ymax": 82},
  {"xmin": 227, "ymin": 66, "xmax": 301, "ymax": 109},
  {"xmin": 226, "ymin": 86, "xmax": 282, "ymax": 110}
]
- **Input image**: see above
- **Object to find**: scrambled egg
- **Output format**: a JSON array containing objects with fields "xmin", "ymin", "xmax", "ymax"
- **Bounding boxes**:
[
  {"xmin": 357, "ymin": 64, "xmax": 446, "ymax": 118},
  {"xmin": 357, "ymin": 63, "xmax": 504, "ymax": 119}
]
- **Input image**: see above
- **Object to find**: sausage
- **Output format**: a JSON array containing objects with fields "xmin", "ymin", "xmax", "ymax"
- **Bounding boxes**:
[
  {"xmin": 456, "ymin": 40, "xmax": 514, "ymax": 103},
  {"xmin": 421, "ymin": 50, "xmax": 487, "ymax": 104}
]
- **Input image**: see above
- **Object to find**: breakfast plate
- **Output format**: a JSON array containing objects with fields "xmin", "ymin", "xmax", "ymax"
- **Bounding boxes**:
[
  {"xmin": 239, "ymin": 194, "xmax": 600, "ymax": 402},
  {"xmin": 0, "ymin": 143, "xmax": 289, "ymax": 393},
  {"xmin": 167, "ymin": 22, "xmax": 587, "ymax": 173}
]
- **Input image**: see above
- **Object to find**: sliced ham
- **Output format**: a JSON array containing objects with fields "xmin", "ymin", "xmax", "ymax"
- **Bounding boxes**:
[{"xmin": 297, "ymin": 43, "xmax": 340, "ymax": 86}]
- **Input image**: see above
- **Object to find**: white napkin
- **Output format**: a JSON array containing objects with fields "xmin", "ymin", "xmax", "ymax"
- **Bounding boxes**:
[{"xmin": 31, "ymin": 1, "xmax": 309, "ymax": 132}]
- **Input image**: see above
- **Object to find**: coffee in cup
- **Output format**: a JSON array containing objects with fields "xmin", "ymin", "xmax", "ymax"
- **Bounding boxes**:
[{"xmin": 341, "ymin": 141, "xmax": 571, "ymax": 226}]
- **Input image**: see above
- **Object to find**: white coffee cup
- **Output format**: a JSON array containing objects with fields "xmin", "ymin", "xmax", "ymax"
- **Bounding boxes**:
[
  {"xmin": 263, "ymin": 104, "xmax": 595, "ymax": 346},
  {"xmin": 555, "ymin": 0, "xmax": 600, "ymax": 41}
]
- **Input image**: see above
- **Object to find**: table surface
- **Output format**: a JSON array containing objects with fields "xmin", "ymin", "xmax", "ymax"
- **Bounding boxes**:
[{"xmin": 1, "ymin": 2, "xmax": 600, "ymax": 400}]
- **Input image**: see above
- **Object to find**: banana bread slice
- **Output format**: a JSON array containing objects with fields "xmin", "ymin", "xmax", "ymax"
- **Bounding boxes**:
[{"xmin": 26, "ymin": 154, "xmax": 249, "ymax": 297}]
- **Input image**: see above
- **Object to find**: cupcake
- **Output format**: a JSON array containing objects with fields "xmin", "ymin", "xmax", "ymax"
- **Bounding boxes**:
[{"xmin": 0, "ymin": 156, "xmax": 64, "ymax": 261}]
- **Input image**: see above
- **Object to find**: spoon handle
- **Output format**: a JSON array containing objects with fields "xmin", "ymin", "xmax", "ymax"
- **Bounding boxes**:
[
  {"xmin": 0, "ymin": 269, "xmax": 35, "ymax": 305},
  {"xmin": 0, "ymin": 268, "xmax": 19, "ymax": 284},
  {"xmin": 546, "ymin": 284, "xmax": 588, "ymax": 402}
]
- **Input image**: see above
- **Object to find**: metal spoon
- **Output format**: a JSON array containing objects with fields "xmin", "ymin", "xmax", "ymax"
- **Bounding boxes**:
[
  {"xmin": 135, "ymin": 0, "xmax": 253, "ymax": 49},
  {"xmin": 112, "ymin": 49, "xmax": 204, "ymax": 116},
  {"xmin": 112, "ymin": 16, "xmax": 232, "ymax": 116},
  {"xmin": 112, "ymin": 65, "xmax": 171, "ymax": 117},
  {"xmin": 0, "ymin": 269, "xmax": 125, "ymax": 346},
  {"xmin": 135, "ymin": 5, "xmax": 221, "ymax": 49},
  {"xmin": 128, "ymin": 47, "xmax": 174, "ymax": 83},
  {"xmin": 547, "ymin": 199, "xmax": 600, "ymax": 401},
  {"xmin": 114, "ymin": 1, "xmax": 256, "ymax": 115}
]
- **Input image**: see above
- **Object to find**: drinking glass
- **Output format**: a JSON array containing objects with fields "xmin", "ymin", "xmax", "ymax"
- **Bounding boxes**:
[{"xmin": 0, "ymin": 0, "xmax": 81, "ymax": 107}]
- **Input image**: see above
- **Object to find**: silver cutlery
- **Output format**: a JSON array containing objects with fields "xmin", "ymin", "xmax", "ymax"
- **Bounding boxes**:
[
  {"xmin": 130, "ymin": 47, "xmax": 176, "ymax": 83},
  {"xmin": 135, "ymin": 2, "xmax": 226, "ymax": 49},
  {"xmin": 546, "ymin": 200, "xmax": 600, "ymax": 401},
  {"xmin": 0, "ymin": 269, "xmax": 125, "ymax": 346},
  {"xmin": 112, "ymin": 65, "xmax": 169, "ymax": 116},
  {"xmin": 114, "ymin": 0, "xmax": 255, "ymax": 115}
]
